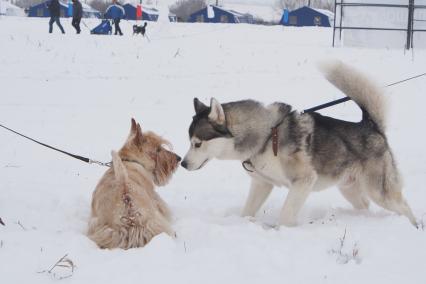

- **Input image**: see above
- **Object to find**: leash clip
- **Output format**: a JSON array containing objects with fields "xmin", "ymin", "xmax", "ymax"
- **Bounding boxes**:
[{"xmin": 89, "ymin": 159, "xmax": 112, "ymax": 167}]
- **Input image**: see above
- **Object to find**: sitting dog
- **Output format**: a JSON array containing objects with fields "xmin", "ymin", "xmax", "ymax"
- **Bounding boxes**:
[
  {"xmin": 181, "ymin": 61, "xmax": 417, "ymax": 228},
  {"xmin": 88, "ymin": 118, "xmax": 181, "ymax": 249},
  {"xmin": 133, "ymin": 22, "xmax": 147, "ymax": 36}
]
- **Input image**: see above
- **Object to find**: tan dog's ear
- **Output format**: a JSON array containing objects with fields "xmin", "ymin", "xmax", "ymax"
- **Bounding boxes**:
[
  {"xmin": 133, "ymin": 122, "xmax": 144, "ymax": 146},
  {"xmin": 130, "ymin": 118, "xmax": 138, "ymax": 135}
]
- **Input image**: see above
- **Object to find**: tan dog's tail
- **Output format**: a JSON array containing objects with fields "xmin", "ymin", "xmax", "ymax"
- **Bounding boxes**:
[{"xmin": 111, "ymin": 150, "xmax": 129, "ymax": 188}]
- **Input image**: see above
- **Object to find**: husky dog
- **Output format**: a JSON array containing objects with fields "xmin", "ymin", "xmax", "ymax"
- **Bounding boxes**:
[
  {"xmin": 88, "ymin": 118, "xmax": 181, "ymax": 249},
  {"xmin": 181, "ymin": 61, "xmax": 417, "ymax": 227},
  {"xmin": 133, "ymin": 22, "xmax": 147, "ymax": 36}
]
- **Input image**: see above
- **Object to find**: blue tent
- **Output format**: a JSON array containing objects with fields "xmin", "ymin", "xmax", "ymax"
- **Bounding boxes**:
[
  {"xmin": 122, "ymin": 4, "xmax": 175, "ymax": 22},
  {"xmin": 280, "ymin": 6, "xmax": 333, "ymax": 27},
  {"xmin": 28, "ymin": 1, "xmax": 67, "ymax": 17},
  {"xmin": 188, "ymin": 5, "xmax": 253, "ymax": 24},
  {"xmin": 28, "ymin": 0, "xmax": 100, "ymax": 18}
]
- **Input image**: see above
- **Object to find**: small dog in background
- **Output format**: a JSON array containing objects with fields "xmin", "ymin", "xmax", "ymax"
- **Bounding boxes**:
[
  {"xmin": 133, "ymin": 22, "xmax": 147, "ymax": 36},
  {"xmin": 88, "ymin": 118, "xmax": 181, "ymax": 249}
]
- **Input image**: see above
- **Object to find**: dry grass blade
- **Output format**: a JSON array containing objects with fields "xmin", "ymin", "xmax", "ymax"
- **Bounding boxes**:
[
  {"xmin": 420, "ymin": 214, "xmax": 426, "ymax": 231},
  {"xmin": 38, "ymin": 254, "xmax": 76, "ymax": 280},
  {"xmin": 15, "ymin": 220, "xmax": 26, "ymax": 230},
  {"xmin": 329, "ymin": 228, "xmax": 361, "ymax": 264}
]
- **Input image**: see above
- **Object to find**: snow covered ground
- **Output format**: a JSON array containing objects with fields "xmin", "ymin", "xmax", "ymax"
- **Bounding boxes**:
[{"xmin": 1, "ymin": 16, "xmax": 426, "ymax": 284}]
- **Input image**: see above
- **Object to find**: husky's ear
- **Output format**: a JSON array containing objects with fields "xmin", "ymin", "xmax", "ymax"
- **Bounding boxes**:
[
  {"xmin": 208, "ymin": 98, "xmax": 226, "ymax": 126},
  {"xmin": 194, "ymin": 98, "xmax": 208, "ymax": 115}
]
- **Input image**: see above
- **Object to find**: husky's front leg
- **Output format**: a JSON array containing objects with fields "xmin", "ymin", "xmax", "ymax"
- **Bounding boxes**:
[
  {"xmin": 242, "ymin": 177, "xmax": 273, "ymax": 217},
  {"xmin": 279, "ymin": 174, "xmax": 316, "ymax": 227}
]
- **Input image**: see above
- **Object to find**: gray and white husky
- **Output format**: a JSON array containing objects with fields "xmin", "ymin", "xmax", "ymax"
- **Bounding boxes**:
[{"xmin": 181, "ymin": 61, "xmax": 417, "ymax": 227}]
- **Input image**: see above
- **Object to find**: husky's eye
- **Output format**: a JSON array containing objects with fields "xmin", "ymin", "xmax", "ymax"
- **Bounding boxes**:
[{"xmin": 194, "ymin": 142, "xmax": 202, "ymax": 148}]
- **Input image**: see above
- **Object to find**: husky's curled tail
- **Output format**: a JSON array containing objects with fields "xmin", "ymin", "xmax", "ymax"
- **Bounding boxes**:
[{"xmin": 320, "ymin": 61, "xmax": 387, "ymax": 132}]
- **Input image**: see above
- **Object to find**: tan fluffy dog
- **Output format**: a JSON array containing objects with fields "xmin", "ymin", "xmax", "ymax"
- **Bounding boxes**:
[{"xmin": 88, "ymin": 119, "xmax": 181, "ymax": 249}]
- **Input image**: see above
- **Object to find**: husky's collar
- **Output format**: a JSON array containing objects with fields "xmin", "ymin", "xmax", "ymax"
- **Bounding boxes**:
[
  {"xmin": 242, "ymin": 116, "xmax": 286, "ymax": 172},
  {"xmin": 270, "ymin": 117, "xmax": 286, "ymax": 157},
  {"xmin": 271, "ymin": 126, "xmax": 279, "ymax": 157}
]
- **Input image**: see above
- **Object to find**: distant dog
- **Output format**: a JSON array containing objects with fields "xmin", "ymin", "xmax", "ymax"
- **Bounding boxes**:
[
  {"xmin": 181, "ymin": 61, "xmax": 418, "ymax": 227},
  {"xmin": 88, "ymin": 118, "xmax": 181, "ymax": 249},
  {"xmin": 133, "ymin": 22, "xmax": 147, "ymax": 36}
]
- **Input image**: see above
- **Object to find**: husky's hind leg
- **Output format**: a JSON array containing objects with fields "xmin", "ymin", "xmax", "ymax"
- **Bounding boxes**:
[
  {"xmin": 339, "ymin": 179, "xmax": 370, "ymax": 210},
  {"xmin": 367, "ymin": 186, "xmax": 417, "ymax": 227},
  {"xmin": 242, "ymin": 178, "xmax": 273, "ymax": 217},
  {"xmin": 363, "ymin": 153, "xmax": 417, "ymax": 227}
]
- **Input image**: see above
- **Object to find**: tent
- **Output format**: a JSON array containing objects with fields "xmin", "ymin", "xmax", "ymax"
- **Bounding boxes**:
[
  {"xmin": 28, "ymin": 0, "xmax": 100, "ymax": 18},
  {"xmin": 122, "ymin": 3, "xmax": 175, "ymax": 22},
  {"xmin": 28, "ymin": 1, "xmax": 67, "ymax": 17},
  {"xmin": 0, "ymin": 0, "xmax": 25, "ymax": 16},
  {"xmin": 280, "ymin": 6, "xmax": 333, "ymax": 27},
  {"xmin": 188, "ymin": 5, "xmax": 254, "ymax": 24}
]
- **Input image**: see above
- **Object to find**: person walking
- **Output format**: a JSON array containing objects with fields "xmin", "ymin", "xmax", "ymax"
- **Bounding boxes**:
[
  {"xmin": 105, "ymin": 0, "xmax": 125, "ymax": 36},
  {"xmin": 47, "ymin": 0, "xmax": 65, "ymax": 34},
  {"xmin": 71, "ymin": 0, "xmax": 83, "ymax": 34}
]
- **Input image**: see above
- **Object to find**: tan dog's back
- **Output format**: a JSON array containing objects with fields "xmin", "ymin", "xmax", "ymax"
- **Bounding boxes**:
[{"xmin": 88, "ymin": 151, "xmax": 173, "ymax": 249}]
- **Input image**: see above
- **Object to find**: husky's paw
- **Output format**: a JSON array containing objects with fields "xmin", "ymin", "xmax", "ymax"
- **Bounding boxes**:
[
  {"xmin": 244, "ymin": 216, "xmax": 257, "ymax": 223},
  {"xmin": 415, "ymin": 219, "xmax": 424, "ymax": 230},
  {"xmin": 262, "ymin": 223, "xmax": 279, "ymax": 231}
]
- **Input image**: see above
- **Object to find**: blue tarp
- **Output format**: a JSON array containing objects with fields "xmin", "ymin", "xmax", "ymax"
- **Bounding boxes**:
[{"xmin": 91, "ymin": 19, "xmax": 112, "ymax": 35}]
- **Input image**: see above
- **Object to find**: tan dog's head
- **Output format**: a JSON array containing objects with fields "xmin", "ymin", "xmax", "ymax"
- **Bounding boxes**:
[{"xmin": 119, "ymin": 118, "xmax": 181, "ymax": 186}]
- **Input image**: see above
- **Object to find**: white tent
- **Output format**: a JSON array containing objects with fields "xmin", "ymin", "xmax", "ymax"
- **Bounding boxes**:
[{"xmin": 0, "ymin": 0, "xmax": 25, "ymax": 16}]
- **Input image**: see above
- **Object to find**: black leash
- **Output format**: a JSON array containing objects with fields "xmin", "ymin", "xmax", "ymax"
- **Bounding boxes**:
[
  {"xmin": 302, "ymin": 72, "xmax": 426, "ymax": 113},
  {"xmin": 0, "ymin": 123, "xmax": 111, "ymax": 167}
]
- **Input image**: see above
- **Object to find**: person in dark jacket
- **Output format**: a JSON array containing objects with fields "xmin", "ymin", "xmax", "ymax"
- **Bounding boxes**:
[
  {"xmin": 47, "ymin": 0, "xmax": 65, "ymax": 34},
  {"xmin": 71, "ymin": 0, "xmax": 83, "ymax": 34},
  {"xmin": 105, "ymin": 0, "xmax": 125, "ymax": 35}
]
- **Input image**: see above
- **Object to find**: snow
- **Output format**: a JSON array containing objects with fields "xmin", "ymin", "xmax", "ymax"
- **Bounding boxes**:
[
  {"xmin": 81, "ymin": 2, "xmax": 100, "ymax": 14},
  {"xmin": 1, "ymin": 16, "xmax": 426, "ymax": 284},
  {"xmin": 207, "ymin": 5, "xmax": 214, "ymax": 19},
  {"xmin": 220, "ymin": 3, "xmax": 281, "ymax": 23},
  {"xmin": 0, "ymin": 0, "xmax": 25, "ymax": 16},
  {"xmin": 312, "ymin": 7, "xmax": 334, "ymax": 19}
]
